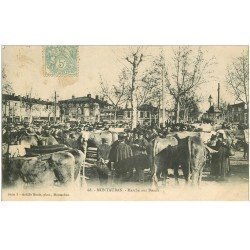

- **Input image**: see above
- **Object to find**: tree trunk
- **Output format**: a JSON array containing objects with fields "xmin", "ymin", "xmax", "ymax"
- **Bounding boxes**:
[
  {"xmin": 158, "ymin": 99, "xmax": 161, "ymax": 127},
  {"xmin": 175, "ymin": 100, "xmax": 180, "ymax": 123},
  {"xmin": 125, "ymin": 51, "xmax": 143, "ymax": 129},
  {"xmin": 114, "ymin": 109, "xmax": 117, "ymax": 124},
  {"xmin": 131, "ymin": 74, "xmax": 137, "ymax": 129},
  {"xmin": 131, "ymin": 97, "xmax": 137, "ymax": 129}
]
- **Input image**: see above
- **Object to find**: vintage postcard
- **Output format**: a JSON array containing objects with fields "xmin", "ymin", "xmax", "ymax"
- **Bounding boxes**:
[{"xmin": 1, "ymin": 45, "xmax": 249, "ymax": 201}]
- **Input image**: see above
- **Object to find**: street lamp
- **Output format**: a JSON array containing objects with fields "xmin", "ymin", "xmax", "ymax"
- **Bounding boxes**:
[{"xmin": 208, "ymin": 95, "xmax": 213, "ymax": 108}]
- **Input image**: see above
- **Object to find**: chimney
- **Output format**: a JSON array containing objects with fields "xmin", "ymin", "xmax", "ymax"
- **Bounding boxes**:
[
  {"xmin": 87, "ymin": 94, "xmax": 91, "ymax": 98},
  {"xmin": 72, "ymin": 95, "xmax": 75, "ymax": 99},
  {"xmin": 95, "ymin": 95, "xmax": 99, "ymax": 100},
  {"xmin": 217, "ymin": 83, "xmax": 220, "ymax": 109}
]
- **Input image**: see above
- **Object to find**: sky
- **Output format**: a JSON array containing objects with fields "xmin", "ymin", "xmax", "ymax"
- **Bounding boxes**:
[{"xmin": 2, "ymin": 45, "xmax": 247, "ymax": 112}]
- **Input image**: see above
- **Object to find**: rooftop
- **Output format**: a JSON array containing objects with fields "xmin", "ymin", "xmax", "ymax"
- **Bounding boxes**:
[
  {"xmin": 228, "ymin": 102, "xmax": 246, "ymax": 108},
  {"xmin": 2, "ymin": 94, "xmax": 54, "ymax": 105},
  {"xmin": 58, "ymin": 94, "xmax": 111, "ymax": 108}
]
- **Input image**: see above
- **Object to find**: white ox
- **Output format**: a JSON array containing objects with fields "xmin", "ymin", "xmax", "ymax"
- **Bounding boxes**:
[
  {"xmin": 2, "ymin": 144, "xmax": 27, "ymax": 157},
  {"xmin": 174, "ymin": 131, "xmax": 216, "ymax": 144}
]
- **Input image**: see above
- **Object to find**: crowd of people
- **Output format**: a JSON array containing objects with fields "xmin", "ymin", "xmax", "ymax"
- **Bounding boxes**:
[
  {"xmin": 2, "ymin": 119, "xmax": 227, "ymax": 144},
  {"xmin": 2, "ymin": 119, "xmax": 248, "ymax": 185}
]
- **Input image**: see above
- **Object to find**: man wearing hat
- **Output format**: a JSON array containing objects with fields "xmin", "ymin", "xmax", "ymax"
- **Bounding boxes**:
[
  {"xmin": 109, "ymin": 132, "xmax": 133, "ymax": 180},
  {"xmin": 209, "ymin": 133, "xmax": 231, "ymax": 179},
  {"xmin": 133, "ymin": 131, "xmax": 149, "ymax": 156}
]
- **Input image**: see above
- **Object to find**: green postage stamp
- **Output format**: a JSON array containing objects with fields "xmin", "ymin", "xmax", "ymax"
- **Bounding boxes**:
[{"xmin": 44, "ymin": 45, "xmax": 79, "ymax": 76}]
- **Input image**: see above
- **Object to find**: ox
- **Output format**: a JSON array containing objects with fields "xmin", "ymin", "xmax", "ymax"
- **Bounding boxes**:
[
  {"xmin": 19, "ymin": 134, "xmax": 58, "ymax": 148},
  {"xmin": 3, "ymin": 148, "xmax": 85, "ymax": 188},
  {"xmin": 61, "ymin": 130, "xmax": 118, "ymax": 149},
  {"xmin": 175, "ymin": 135, "xmax": 207, "ymax": 185},
  {"xmin": 150, "ymin": 134, "xmax": 207, "ymax": 188},
  {"xmin": 150, "ymin": 136, "xmax": 178, "ymax": 188}
]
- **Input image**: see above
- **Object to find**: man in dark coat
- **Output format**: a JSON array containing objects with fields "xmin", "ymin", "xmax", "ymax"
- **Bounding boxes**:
[
  {"xmin": 133, "ymin": 131, "xmax": 149, "ymax": 155},
  {"xmin": 210, "ymin": 135, "xmax": 230, "ymax": 180},
  {"xmin": 109, "ymin": 133, "xmax": 133, "ymax": 181},
  {"xmin": 112, "ymin": 133, "xmax": 133, "ymax": 162}
]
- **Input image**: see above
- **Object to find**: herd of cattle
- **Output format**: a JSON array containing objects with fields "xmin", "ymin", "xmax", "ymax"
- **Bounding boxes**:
[{"xmin": 2, "ymin": 124, "xmax": 247, "ymax": 189}]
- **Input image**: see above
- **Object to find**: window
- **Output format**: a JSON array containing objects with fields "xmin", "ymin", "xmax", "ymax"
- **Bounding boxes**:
[
  {"xmin": 139, "ymin": 111, "xmax": 143, "ymax": 118},
  {"xmin": 127, "ymin": 111, "xmax": 131, "ymax": 118}
]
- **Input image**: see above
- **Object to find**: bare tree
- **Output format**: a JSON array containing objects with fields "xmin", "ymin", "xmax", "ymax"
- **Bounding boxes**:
[
  {"xmin": 179, "ymin": 93, "xmax": 202, "ymax": 122},
  {"xmin": 2, "ymin": 82, "xmax": 14, "ymax": 95},
  {"xmin": 140, "ymin": 53, "xmax": 168, "ymax": 126},
  {"xmin": 140, "ymin": 54, "xmax": 165, "ymax": 106},
  {"xmin": 125, "ymin": 47, "xmax": 144, "ymax": 129},
  {"xmin": 226, "ymin": 50, "xmax": 249, "ymax": 107},
  {"xmin": 99, "ymin": 70, "xmax": 129, "ymax": 123},
  {"xmin": 165, "ymin": 46, "xmax": 215, "ymax": 123},
  {"xmin": 2, "ymin": 66, "xmax": 13, "ymax": 94}
]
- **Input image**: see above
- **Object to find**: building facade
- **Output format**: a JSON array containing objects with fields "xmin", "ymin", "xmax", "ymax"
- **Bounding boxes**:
[
  {"xmin": 59, "ymin": 94, "xmax": 111, "ymax": 123},
  {"xmin": 122, "ymin": 104, "xmax": 159, "ymax": 125},
  {"xmin": 2, "ymin": 94, "xmax": 60, "ymax": 123},
  {"xmin": 227, "ymin": 102, "xmax": 248, "ymax": 124}
]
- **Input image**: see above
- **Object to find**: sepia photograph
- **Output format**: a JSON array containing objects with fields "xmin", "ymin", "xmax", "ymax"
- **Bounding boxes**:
[
  {"xmin": 1, "ymin": 45, "xmax": 249, "ymax": 200},
  {"xmin": 1, "ymin": 1, "xmax": 250, "ymax": 250}
]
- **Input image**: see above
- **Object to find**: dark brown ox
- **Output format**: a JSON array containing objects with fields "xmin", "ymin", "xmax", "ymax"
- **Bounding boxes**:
[
  {"xmin": 150, "ymin": 136, "xmax": 178, "ymax": 188},
  {"xmin": 114, "ymin": 154, "xmax": 151, "ymax": 182},
  {"xmin": 175, "ymin": 135, "xmax": 207, "ymax": 185}
]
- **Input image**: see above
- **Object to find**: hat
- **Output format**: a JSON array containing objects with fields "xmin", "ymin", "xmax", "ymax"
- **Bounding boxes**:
[
  {"xmin": 118, "ymin": 132, "xmax": 127, "ymax": 140},
  {"xmin": 124, "ymin": 128, "xmax": 131, "ymax": 133}
]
